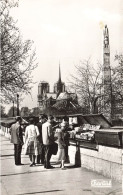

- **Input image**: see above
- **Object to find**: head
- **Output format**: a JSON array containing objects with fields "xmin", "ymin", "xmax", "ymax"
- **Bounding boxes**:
[
  {"xmin": 69, "ymin": 123, "xmax": 74, "ymax": 130},
  {"xmin": 47, "ymin": 115, "xmax": 54, "ymax": 123},
  {"xmin": 60, "ymin": 121, "xmax": 68, "ymax": 131},
  {"xmin": 63, "ymin": 116, "xmax": 69, "ymax": 122},
  {"xmin": 39, "ymin": 114, "xmax": 46, "ymax": 123},
  {"xmin": 29, "ymin": 118, "xmax": 34, "ymax": 125},
  {"xmin": 16, "ymin": 116, "xmax": 22, "ymax": 124}
]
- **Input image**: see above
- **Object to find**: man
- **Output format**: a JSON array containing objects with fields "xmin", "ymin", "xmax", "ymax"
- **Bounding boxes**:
[
  {"xmin": 10, "ymin": 116, "xmax": 24, "ymax": 165},
  {"xmin": 42, "ymin": 115, "xmax": 55, "ymax": 169},
  {"xmin": 36, "ymin": 114, "xmax": 47, "ymax": 164}
]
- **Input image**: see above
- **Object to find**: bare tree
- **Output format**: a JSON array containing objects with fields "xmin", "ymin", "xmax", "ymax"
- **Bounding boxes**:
[
  {"xmin": 111, "ymin": 54, "xmax": 123, "ymax": 118},
  {"xmin": 0, "ymin": 0, "xmax": 38, "ymax": 103},
  {"xmin": 69, "ymin": 59, "xmax": 103, "ymax": 114},
  {"xmin": 112, "ymin": 54, "xmax": 123, "ymax": 100}
]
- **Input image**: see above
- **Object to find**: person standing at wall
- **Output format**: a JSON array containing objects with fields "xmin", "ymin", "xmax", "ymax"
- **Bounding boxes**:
[
  {"xmin": 10, "ymin": 116, "xmax": 24, "ymax": 166},
  {"xmin": 58, "ymin": 121, "xmax": 70, "ymax": 169},
  {"xmin": 42, "ymin": 115, "xmax": 55, "ymax": 169}
]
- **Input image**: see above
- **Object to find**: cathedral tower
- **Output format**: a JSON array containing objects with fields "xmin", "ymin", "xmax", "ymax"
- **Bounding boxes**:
[
  {"xmin": 37, "ymin": 81, "xmax": 50, "ymax": 107},
  {"xmin": 103, "ymin": 25, "xmax": 112, "ymax": 121}
]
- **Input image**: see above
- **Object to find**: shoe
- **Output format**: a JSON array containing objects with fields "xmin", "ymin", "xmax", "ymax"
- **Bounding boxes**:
[
  {"xmin": 30, "ymin": 163, "xmax": 36, "ymax": 167},
  {"xmin": 61, "ymin": 167, "xmax": 66, "ymax": 170},
  {"xmin": 15, "ymin": 163, "xmax": 24, "ymax": 166},
  {"xmin": 46, "ymin": 165, "xmax": 54, "ymax": 169},
  {"xmin": 60, "ymin": 164, "xmax": 62, "ymax": 168}
]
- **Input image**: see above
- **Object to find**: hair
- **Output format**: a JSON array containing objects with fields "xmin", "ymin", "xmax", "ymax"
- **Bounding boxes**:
[
  {"xmin": 29, "ymin": 118, "xmax": 34, "ymax": 124},
  {"xmin": 48, "ymin": 115, "xmax": 54, "ymax": 120},
  {"xmin": 39, "ymin": 114, "xmax": 45, "ymax": 119},
  {"xmin": 16, "ymin": 116, "xmax": 22, "ymax": 122},
  {"xmin": 63, "ymin": 116, "xmax": 69, "ymax": 122}
]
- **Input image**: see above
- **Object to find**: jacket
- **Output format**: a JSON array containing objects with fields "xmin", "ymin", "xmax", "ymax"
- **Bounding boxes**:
[
  {"xmin": 10, "ymin": 122, "xmax": 23, "ymax": 144},
  {"xmin": 36, "ymin": 122, "xmax": 43, "ymax": 143},
  {"xmin": 42, "ymin": 121, "xmax": 54, "ymax": 145},
  {"xmin": 58, "ymin": 131, "xmax": 70, "ymax": 149}
]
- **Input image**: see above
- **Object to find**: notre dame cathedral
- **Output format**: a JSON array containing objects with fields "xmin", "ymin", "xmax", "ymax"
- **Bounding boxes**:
[{"xmin": 37, "ymin": 65, "xmax": 80, "ymax": 115}]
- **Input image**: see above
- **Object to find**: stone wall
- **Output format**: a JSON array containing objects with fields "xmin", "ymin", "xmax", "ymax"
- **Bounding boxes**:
[
  {"xmin": 0, "ymin": 125, "xmax": 122, "ymax": 182},
  {"xmin": 69, "ymin": 145, "xmax": 123, "ymax": 182}
]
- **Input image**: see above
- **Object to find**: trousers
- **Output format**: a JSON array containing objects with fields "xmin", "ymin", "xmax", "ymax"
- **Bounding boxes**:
[
  {"xmin": 14, "ymin": 144, "xmax": 22, "ymax": 165},
  {"xmin": 44, "ymin": 145, "xmax": 52, "ymax": 168},
  {"xmin": 37, "ymin": 145, "xmax": 45, "ymax": 164}
]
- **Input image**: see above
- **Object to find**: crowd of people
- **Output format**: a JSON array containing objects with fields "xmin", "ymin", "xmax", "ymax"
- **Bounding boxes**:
[{"xmin": 9, "ymin": 114, "xmax": 70, "ymax": 170}]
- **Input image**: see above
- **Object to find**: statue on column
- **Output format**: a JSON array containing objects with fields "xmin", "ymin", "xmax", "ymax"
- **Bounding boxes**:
[{"xmin": 104, "ymin": 25, "xmax": 109, "ymax": 48}]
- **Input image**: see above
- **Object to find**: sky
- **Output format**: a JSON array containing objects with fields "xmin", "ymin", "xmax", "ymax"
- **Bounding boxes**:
[{"xmin": 7, "ymin": 0, "xmax": 123, "ymax": 111}]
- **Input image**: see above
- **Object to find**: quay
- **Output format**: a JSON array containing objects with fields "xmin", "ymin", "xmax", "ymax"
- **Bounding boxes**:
[{"xmin": 0, "ymin": 134, "xmax": 122, "ymax": 195}]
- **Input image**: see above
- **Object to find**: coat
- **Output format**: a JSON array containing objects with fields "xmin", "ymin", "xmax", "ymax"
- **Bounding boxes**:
[
  {"xmin": 36, "ymin": 122, "xmax": 43, "ymax": 144},
  {"xmin": 42, "ymin": 121, "xmax": 54, "ymax": 145},
  {"xmin": 10, "ymin": 122, "xmax": 23, "ymax": 144},
  {"xmin": 58, "ymin": 131, "xmax": 70, "ymax": 149}
]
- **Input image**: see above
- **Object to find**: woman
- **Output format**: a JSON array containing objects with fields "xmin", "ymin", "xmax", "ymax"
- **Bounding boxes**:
[
  {"xmin": 24, "ymin": 118, "xmax": 40, "ymax": 166},
  {"xmin": 58, "ymin": 121, "xmax": 70, "ymax": 170}
]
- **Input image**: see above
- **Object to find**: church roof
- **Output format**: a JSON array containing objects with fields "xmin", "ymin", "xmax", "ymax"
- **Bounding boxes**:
[{"xmin": 57, "ymin": 92, "xmax": 77, "ymax": 100}]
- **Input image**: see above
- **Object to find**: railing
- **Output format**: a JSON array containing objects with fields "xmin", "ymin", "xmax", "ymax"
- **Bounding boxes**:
[{"xmin": 0, "ymin": 125, "xmax": 11, "ymax": 139}]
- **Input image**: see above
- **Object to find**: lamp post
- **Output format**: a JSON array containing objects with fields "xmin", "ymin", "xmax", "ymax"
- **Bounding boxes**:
[
  {"xmin": 13, "ymin": 101, "xmax": 15, "ymax": 117},
  {"xmin": 17, "ymin": 94, "xmax": 19, "ymax": 116}
]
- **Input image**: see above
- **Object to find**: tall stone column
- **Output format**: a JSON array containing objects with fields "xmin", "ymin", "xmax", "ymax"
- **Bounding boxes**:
[{"xmin": 103, "ymin": 25, "xmax": 112, "ymax": 122}]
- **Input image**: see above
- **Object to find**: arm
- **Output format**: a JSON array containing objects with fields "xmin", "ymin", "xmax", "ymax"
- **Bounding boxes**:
[
  {"xmin": 48, "ymin": 125, "xmax": 54, "ymax": 142},
  {"xmin": 17, "ymin": 126, "xmax": 24, "ymax": 145},
  {"xmin": 58, "ymin": 132, "xmax": 66, "ymax": 146},
  {"xmin": 24, "ymin": 127, "xmax": 28, "ymax": 143},
  {"xmin": 9, "ymin": 125, "xmax": 12, "ymax": 135},
  {"xmin": 35, "ymin": 126, "xmax": 40, "ymax": 137}
]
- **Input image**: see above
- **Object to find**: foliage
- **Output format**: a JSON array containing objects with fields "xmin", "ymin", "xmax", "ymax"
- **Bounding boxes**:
[
  {"xmin": 20, "ymin": 107, "xmax": 31, "ymax": 117},
  {"xmin": 0, "ymin": 0, "xmax": 37, "ymax": 103},
  {"xmin": 1, "ymin": 105, "xmax": 8, "ymax": 117},
  {"xmin": 7, "ymin": 106, "xmax": 20, "ymax": 117},
  {"xmin": 31, "ymin": 107, "xmax": 41, "ymax": 117}
]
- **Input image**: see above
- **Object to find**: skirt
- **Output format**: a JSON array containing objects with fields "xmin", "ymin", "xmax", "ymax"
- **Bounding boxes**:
[
  {"xmin": 58, "ymin": 148, "xmax": 66, "ymax": 161},
  {"xmin": 25, "ymin": 139, "xmax": 42, "ymax": 155}
]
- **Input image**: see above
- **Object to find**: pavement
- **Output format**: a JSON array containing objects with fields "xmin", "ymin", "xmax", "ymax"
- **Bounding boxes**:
[{"xmin": 0, "ymin": 135, "xmax": 122, "ymax": 195}]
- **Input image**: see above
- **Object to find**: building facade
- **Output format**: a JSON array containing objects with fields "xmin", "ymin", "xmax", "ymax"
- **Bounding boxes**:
[{"xmin": 37, "ymin": 64, "xmax": 80, "ymax": 114}]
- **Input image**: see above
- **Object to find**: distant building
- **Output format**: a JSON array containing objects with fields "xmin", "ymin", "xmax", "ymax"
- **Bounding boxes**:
[{"xmin": 37, "ymin": 64, "xmax": 81, "ymax": 114}]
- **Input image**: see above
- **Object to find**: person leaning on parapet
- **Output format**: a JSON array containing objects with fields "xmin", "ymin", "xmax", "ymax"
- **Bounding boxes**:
[
  {"xmin": 9, "ymin": 116, "xmax": 24, "ymax": 166},
  {"xmin": 58, "ymin": 121, "xmax": 70, "ymax": 170},
  {"xmin": 42, "ymin": 115, "xmax": 55, "ymax": 169},
  {"xmin": 36, "ymin": 114, "xmax": 47, "ymax": 164}
]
